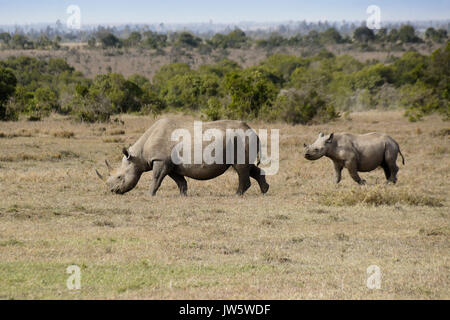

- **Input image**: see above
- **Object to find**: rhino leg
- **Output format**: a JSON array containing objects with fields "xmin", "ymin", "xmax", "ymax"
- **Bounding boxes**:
[
  {"xmin": 381, "ymin": 162, "xmax": 391, "ymax": 182},
  {"xmin": 384, "ymin": 146, "xmax": 399, "ymax": 184},
  {"xmin": 345, "ymin": 159, "xmax": 365, "ymax": 185},
  {"xmin": 233, "ymin": 164, "xmax": 251, "ymax": 195},
  {"xmin": 250, "ymin": 165, "xmax": 269, "ymax": 194},
  {"xmin": 169, "ymin": 172, "xmax": 187, "ymax": 196},
  {"xmin": 333, "ymin": 161, "xmax": 344, "ymax": 184},
  {"xmin": 150, "ymin": 161, "xmax": 170, "ymax": 196}
]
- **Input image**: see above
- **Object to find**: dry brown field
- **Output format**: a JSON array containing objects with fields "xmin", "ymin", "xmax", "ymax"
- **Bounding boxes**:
[{"xmin": 0, "ymin": 111, "xmax": 448, "ymax": 299}]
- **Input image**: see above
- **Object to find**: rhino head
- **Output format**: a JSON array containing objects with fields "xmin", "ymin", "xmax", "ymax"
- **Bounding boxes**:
[
  {"xmin": 96, "ymin": 147, "xmax": 147, "ymax": 194},
  {"xmin": 303, "ymin": 132, "xmax": 334, "ymax": 160}
]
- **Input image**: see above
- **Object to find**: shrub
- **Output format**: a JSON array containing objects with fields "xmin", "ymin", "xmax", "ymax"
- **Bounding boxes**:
[
  {"xmin": 392, "ymin": 51, "xmax": 427, "ymax": 85},
  {"xmin": 27, "ymin": 87, "xmax": 59, "ymax": 119},
  {"xmin": 398, "ymin": 25, "xmax": 421, "ymax": 43},
  {"xmin": 140, "ymin": 86, "xmax": 166, "ymax": 116},
  {"xmin": 209, "ymin": 29, "xmax": 248, "ymax": 49},
  {"xmin": 202, "ymin": 97, "xmax": 223, "ymax": 121},
  {"xmin": 1, "ymin": 98, "xmax": 19, "ymax": 121},
  {"xmin": 174, "ymin": 32, "xmax": 202, "ymax": 48},
  {"xmin": 320, "ymin": 28, "xmax": 343, "ymax": 44},
  {"xmin": 400, "ymin": 82, "xmax": 441, "ymax": 121},
  {"xmin": 351, "ymin": 64, "xmax": 394, "ymax": 92},
  {"xmin": 91, "ymin": 73, "xmax": 142, "ymax": 112},
  {"xmin": 98, "ymin": 33, "xmax": 121, "ymax": 48},
  {"xmin": 162, "ymin": 73, "xmax": 203, "ymax": 109},
  {"xmin": 353, "ymin": 26, "xmax": 375, "ymax": 43},
  {"xmin": 259, "ymin": 54, "xmax": 308, "ymax": 84},
  {"xmin": 71, "ymin": 93, "xmax": 114, "ymax": 123},
  {"xmin": 224, "ymin": 70, "xmax": 277, "ymax": 119},
  {"xmin": 268, "ymin": 88, "xmax": 338, "ymax": 124},
  {"xmin": 0, "ymin": 66, "xmax": 17, "ymax": 120},
  {"xmin": 143, "ymin": 31, "xmax": 167, "ymax": 49},
  {"xmin": 256, "ymin": 33, "xmax": 287, "ymax": 48},
  {"xmin": 424, "ymin": 43, "xmax": 449, "ymax": 119},
  {"xmin": 425, "ymin": 28, "xmax": 447, "ymax": 43}
]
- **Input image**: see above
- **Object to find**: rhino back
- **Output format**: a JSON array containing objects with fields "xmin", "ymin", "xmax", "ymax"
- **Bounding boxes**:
[
  {"xmin": 132, "ymin": 118, "xmax": 254, "ymax": 163},
  {"xmin": 337, "ymin": 133, "xmax": 388, "ymax": 171}
]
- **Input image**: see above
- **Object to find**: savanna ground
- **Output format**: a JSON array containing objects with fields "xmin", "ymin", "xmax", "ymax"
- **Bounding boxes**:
[{"xmin": 0, "ymin": 111, "xmax": 448, "ymax": 299}]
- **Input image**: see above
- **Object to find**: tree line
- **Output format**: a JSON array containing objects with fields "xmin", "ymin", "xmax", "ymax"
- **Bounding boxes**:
[
  {"xmin": 0, "ymin": 41, "xmax": 448, "ymax": 123},
  {"xmin": 0, "ymin": 24, "xmax": 448, "ymax": 51}
]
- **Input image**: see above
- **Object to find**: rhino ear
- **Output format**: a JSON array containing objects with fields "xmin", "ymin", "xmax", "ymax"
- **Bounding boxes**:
[
  {"xmin": 303, "ymin": 143, "xmax": 307, "ymax": 148},
  {"xmin": 319, "ymin": 132, "xmax": 324, "ymax": 138},
  {"xmin": 326, "ymin": 133, "xmax": 334, "ymax": 143},
  {"xmin": 122, "ymin": 147, "xmax": 130, "ymax": 159}
]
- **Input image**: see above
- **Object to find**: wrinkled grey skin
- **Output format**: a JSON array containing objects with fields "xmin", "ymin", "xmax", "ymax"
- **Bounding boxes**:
[
  {"xmin": 303, "ymin": 132, "xmax": 405, "ymax": 184},
  {"xmin": 96, "ymin": 118, "xmax": 269, "ymax": 196}
]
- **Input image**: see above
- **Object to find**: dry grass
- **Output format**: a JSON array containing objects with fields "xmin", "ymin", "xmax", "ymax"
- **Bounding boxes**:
[
  {"xmin": 320, "ymin": 186, "xmax": 443, "ymax": 207},
  {"xmin": 52, "ymin": 130, "xmax": 75, "ymax": 139},
  {"xmin": 0, "ymin": 111, "xmax": 449, "ymax": 299}
]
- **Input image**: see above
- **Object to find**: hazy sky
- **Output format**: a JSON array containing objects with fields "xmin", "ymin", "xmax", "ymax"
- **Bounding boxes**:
[{"xmin": 0, "ymin": 0, "xmax": 449, "ymax": 25}]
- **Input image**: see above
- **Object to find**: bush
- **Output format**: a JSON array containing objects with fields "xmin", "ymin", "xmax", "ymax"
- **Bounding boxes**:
[
  {"xmin": 202, "ymin": 97, "xmax": 223, "ymax": 121},
  {"xmin": 392, "ymin": 51, "xmax": 427, "ymax": 85},
  {"xmin": 224, "ymin": 70, "xmax": 277, "ymax": 119},
  {"xmin": 1, "ymin": 98, "xmax": 19, "ymax": 121},
  {"xmin": 140, "ymin": 85, "xmax": 166, "ymax": 116},
  {"xmin": 98, "ymin": 33, "xmax": 121, "ymax": 48},
  {"xmin": 398, "ymin": 25, "xmax": 421, "ymax": 43},
  {"xmin": 209, "ymin": 29, "xmax": 248, "ymax": 49},
  {"xmin": 268, "ymin": 88, "xmax": 338, "ymax": 124},
  {"xmin": 424, "ymin": 43, "xmax": 449, "ymax": 108},
  {"xmin": 0, "ymin": 66, "xmax": 17, "ymax": 120},
  {"xmin": 259, "ymin": 54, "xmax": 308, "ymax": 84},
  {"xmin": 320, "ymin": 28, "xmax": 343, "ymax": 44},
  {"xmin": 425, "ymin": 28, "xmax": 447, "ymax": 43},
  {"xmin": 91, "ymin": 73, "xmax": 142, "ymax": 112},
  {"xmin": 71, "ymin": 93, "xmax": 114, "ymax": 123},
  {"xmin": 256, "ymin": 33, "xmax": 287, "ymax": 48},
  {"xmin": 143, "ymin": 31, "xmax": 167, "ymax": 49},
  {"xmin": 28, "ymin": 87, "xmax": 58, "ymax": 118},
  {"xmin": 353, "ymin": 26, "xmax": 375, "ymax": 43},
  {"xmin": 351, "ymin": 64, "xmax": 394, "ymax": 91},
  {"xmin": 400, "ymin": 82, "xmax": 441, "ymax": 121},
  {"xmin": 162, "ymin": 73, "xmax": 203, "ymax": 109},
  {"xmin": 174, "ymin": 32, "xmax": 202, "ymax": 48}
]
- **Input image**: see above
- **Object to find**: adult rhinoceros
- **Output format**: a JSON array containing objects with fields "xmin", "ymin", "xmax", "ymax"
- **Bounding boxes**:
[{"xmin": 96, "ymin": 118, "xmax": 269, "ymax": 196}]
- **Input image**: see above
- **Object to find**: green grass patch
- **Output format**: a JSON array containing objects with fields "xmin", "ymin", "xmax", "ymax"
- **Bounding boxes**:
[{"xmin": 0, "ymin": 261, "xmax": 276, "ymax": 299}]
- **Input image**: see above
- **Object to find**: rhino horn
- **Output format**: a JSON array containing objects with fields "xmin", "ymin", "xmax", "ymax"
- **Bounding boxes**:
[
  {"xmin": 95, "ymin": 169, "xmax": 106, "ymax": 182},
  {"xmin": 105, "ymin": 159, "xmax": 113, "ymax": 173}
]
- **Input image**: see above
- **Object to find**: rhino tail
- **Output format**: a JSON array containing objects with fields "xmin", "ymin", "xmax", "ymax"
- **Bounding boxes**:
[
  {"xmin": 399, "ymin": 149, "xmax": 405, "ymax": 165},
  {"xmin": 256, "ymin": 135, "xmax": 261, "ymax": 166}
]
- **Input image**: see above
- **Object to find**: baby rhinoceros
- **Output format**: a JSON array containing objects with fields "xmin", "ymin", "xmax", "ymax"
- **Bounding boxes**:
[{"xmin": 303, "ymin": 132, "xmax": 405, "ymax": 185}]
